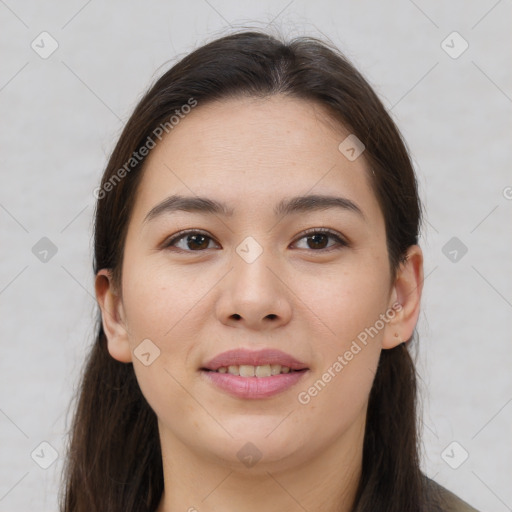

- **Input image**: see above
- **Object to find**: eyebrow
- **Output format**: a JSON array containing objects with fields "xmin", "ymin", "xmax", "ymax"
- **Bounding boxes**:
[{"xmin": 143, "ymin": 193, "xmax": 365, "ymax": 224}]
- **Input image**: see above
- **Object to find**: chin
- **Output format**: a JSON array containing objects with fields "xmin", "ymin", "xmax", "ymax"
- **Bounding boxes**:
[{"xmin": 214, "ymin": 431, "xmax": 303, "ymax": 463}]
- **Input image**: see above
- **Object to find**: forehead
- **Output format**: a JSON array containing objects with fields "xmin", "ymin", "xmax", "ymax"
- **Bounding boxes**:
[{"xmin": 131, "ymin": 95, "xmax": 382, "ymax": 226}]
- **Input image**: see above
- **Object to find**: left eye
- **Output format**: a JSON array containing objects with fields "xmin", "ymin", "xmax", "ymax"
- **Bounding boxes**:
[
  {"xmin": 293, "ymin": 229, "xmax": 348, "ymax": 251},
  {"xmin": 163, "ymin": 229, "xmax": 348, "ymax": 252}
]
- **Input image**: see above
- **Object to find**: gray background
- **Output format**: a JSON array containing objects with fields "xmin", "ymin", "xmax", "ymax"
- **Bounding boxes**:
[{"xmin": 1, "ymin": 1, "xmax": 511, "ymax": 511}]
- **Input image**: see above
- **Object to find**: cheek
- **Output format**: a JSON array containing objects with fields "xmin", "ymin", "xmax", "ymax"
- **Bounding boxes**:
[
  {"xmin": 297, "ymin": 258, "xmax": 389, "ymax": 408},
  {"xmin": 122, "ymin": 256, "xmax": 204, "ymax": 341},
  {"xmin": 121, "ymin": 256, "xmax": 212, "ymax": 406},
  {"xmin": 296, "ymin": 271, "xmax": 386, "ymax": 430},
  {"xmin": 296, "ymin": 344, "xmax": 380, "ymax": 449},
  {"xmin": 305, "ymin": 258, "xmax": 391, "ymax": 346},
  {"xmin": 123, "ymin": 260, "xmax": 201, "ymax": 419}
]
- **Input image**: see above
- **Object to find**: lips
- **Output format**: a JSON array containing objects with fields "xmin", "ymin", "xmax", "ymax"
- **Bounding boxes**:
[
  {"xmin": 200, "ymin": 348, "xmax": 309, "ymax": 399},
  {"xmin": 201, "ymin": 348, "xmax": 308, "ymax": 372}
]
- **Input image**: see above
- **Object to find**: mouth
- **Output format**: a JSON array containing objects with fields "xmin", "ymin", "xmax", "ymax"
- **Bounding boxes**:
[
  {"xmin": 200, "ymin": 347, "xmax": 309, "ymax": 374},
  {"xmin": 200, "ymin": 364, "xmax": 307, "ymax": 377},
  {"xmin": 199, "ymin": 348, "xmax": 309, "ymax": 399}
]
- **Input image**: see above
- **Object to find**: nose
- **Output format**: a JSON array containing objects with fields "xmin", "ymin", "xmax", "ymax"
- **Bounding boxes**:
[{"xmin": 215, "ymin": 247, "xmax": 292, "ymax": 331}]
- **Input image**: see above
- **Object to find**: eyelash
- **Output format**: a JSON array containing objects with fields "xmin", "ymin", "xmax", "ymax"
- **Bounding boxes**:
[{"xmin": 161, "ymin": 227, "xmax": 349, "ymax": 253}]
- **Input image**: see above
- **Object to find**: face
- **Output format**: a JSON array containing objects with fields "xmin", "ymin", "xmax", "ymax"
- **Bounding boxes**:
[{"xmin": 97, "ymin": 95, "xmax": 419, "ymax": 474}]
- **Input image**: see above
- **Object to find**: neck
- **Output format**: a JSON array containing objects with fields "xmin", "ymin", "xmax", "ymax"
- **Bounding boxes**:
[{"xmin": 155, "ymin": 417, "xmax": 364, "ymax": 512}]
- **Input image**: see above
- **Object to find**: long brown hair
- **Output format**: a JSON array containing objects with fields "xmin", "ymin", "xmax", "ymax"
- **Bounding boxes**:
[{"xmin": 60, "ymin": 29, "xmax": 431, "ymax": 512}]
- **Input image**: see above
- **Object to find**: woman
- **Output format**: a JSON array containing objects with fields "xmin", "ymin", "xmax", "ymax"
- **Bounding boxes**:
[{"xmin": 60, "ymin": 30, "xmax": 479, "ymax": 512}]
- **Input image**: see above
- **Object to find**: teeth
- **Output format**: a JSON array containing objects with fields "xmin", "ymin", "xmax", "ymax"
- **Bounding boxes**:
[
  {"xmin": 255, "ymin": 364, "xmax": 271, "ymax": 377},
  {"xmin": 215, "ymin": 364, "xmax": 294, "ymax": 376},
  {"xmin": 270, "ymin": 364, "xmax": 281, "ymax": 375},
  {"xmin": 240, "ymin": 364, "xmax": 255, "ymax": 377}
]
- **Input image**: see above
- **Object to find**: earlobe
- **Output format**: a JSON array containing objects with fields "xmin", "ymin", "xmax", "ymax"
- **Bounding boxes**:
[
  {"xmin": 95, "ymin": 269, "xmax": 132, "ymax": 363},
  {"xmin": 382, "ymin": 245, "xmax": 424, "ymax": 350}
]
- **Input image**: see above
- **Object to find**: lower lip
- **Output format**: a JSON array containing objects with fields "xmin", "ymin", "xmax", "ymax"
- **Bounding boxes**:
[{"xmin": 201, "ymin": 370, "xmax": 308, "ymax": 399}]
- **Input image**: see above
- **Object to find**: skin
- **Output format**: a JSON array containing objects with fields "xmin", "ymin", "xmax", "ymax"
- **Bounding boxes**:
[{"xmin": 95, "ymin": 95, "xmax": 423, "ymax": 512}]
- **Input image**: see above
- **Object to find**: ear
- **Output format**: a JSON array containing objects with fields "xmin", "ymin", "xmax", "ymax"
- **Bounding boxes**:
[
  {"xmin": 95, "ymin": 269, "xmax": 132, "ymax": 363},
  {"xmin": 382, "ymin": 245, "xmax": 424, "ymax": 350}
]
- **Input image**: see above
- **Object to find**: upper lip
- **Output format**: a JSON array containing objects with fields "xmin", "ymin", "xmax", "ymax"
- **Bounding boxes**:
[{"xmin": 201, "ymin": 348, "xmax": 308, "ymax": 371}]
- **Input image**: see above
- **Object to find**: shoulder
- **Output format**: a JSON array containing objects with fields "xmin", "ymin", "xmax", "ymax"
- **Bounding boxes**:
[{"xmin": 425, "ymin": 477, "xmax": 481, "ymax": 512}]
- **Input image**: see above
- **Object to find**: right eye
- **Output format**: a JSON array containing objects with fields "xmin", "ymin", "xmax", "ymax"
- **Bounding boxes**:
[{"xmin": 162, "ymin": 230, "xmax": 220, "ymax": 252}]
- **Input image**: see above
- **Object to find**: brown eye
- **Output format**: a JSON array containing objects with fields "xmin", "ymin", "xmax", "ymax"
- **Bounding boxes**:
[
  {"xmin": 163, "ymin": 231, "xmax": 218, "ymax": 252},
  {"xmin": 293, "ymin": 229, "xmax": 349, "ymax": 252},
  {"xmin": 306, "ymin": 233, "xmax": 329, "ymax": 249},
  {"xmin": 163, "ymin": 228, "xmax": 348, "ymax": 253},
  {"xmin": 183, "ymin": 234, "xmax": 210, "ymax": 250}
]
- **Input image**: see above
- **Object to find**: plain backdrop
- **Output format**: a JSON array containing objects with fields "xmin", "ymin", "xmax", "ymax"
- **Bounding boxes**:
[{"xmin": 1, "ymin": 1, "xmax": 511, "ymax": 511}]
